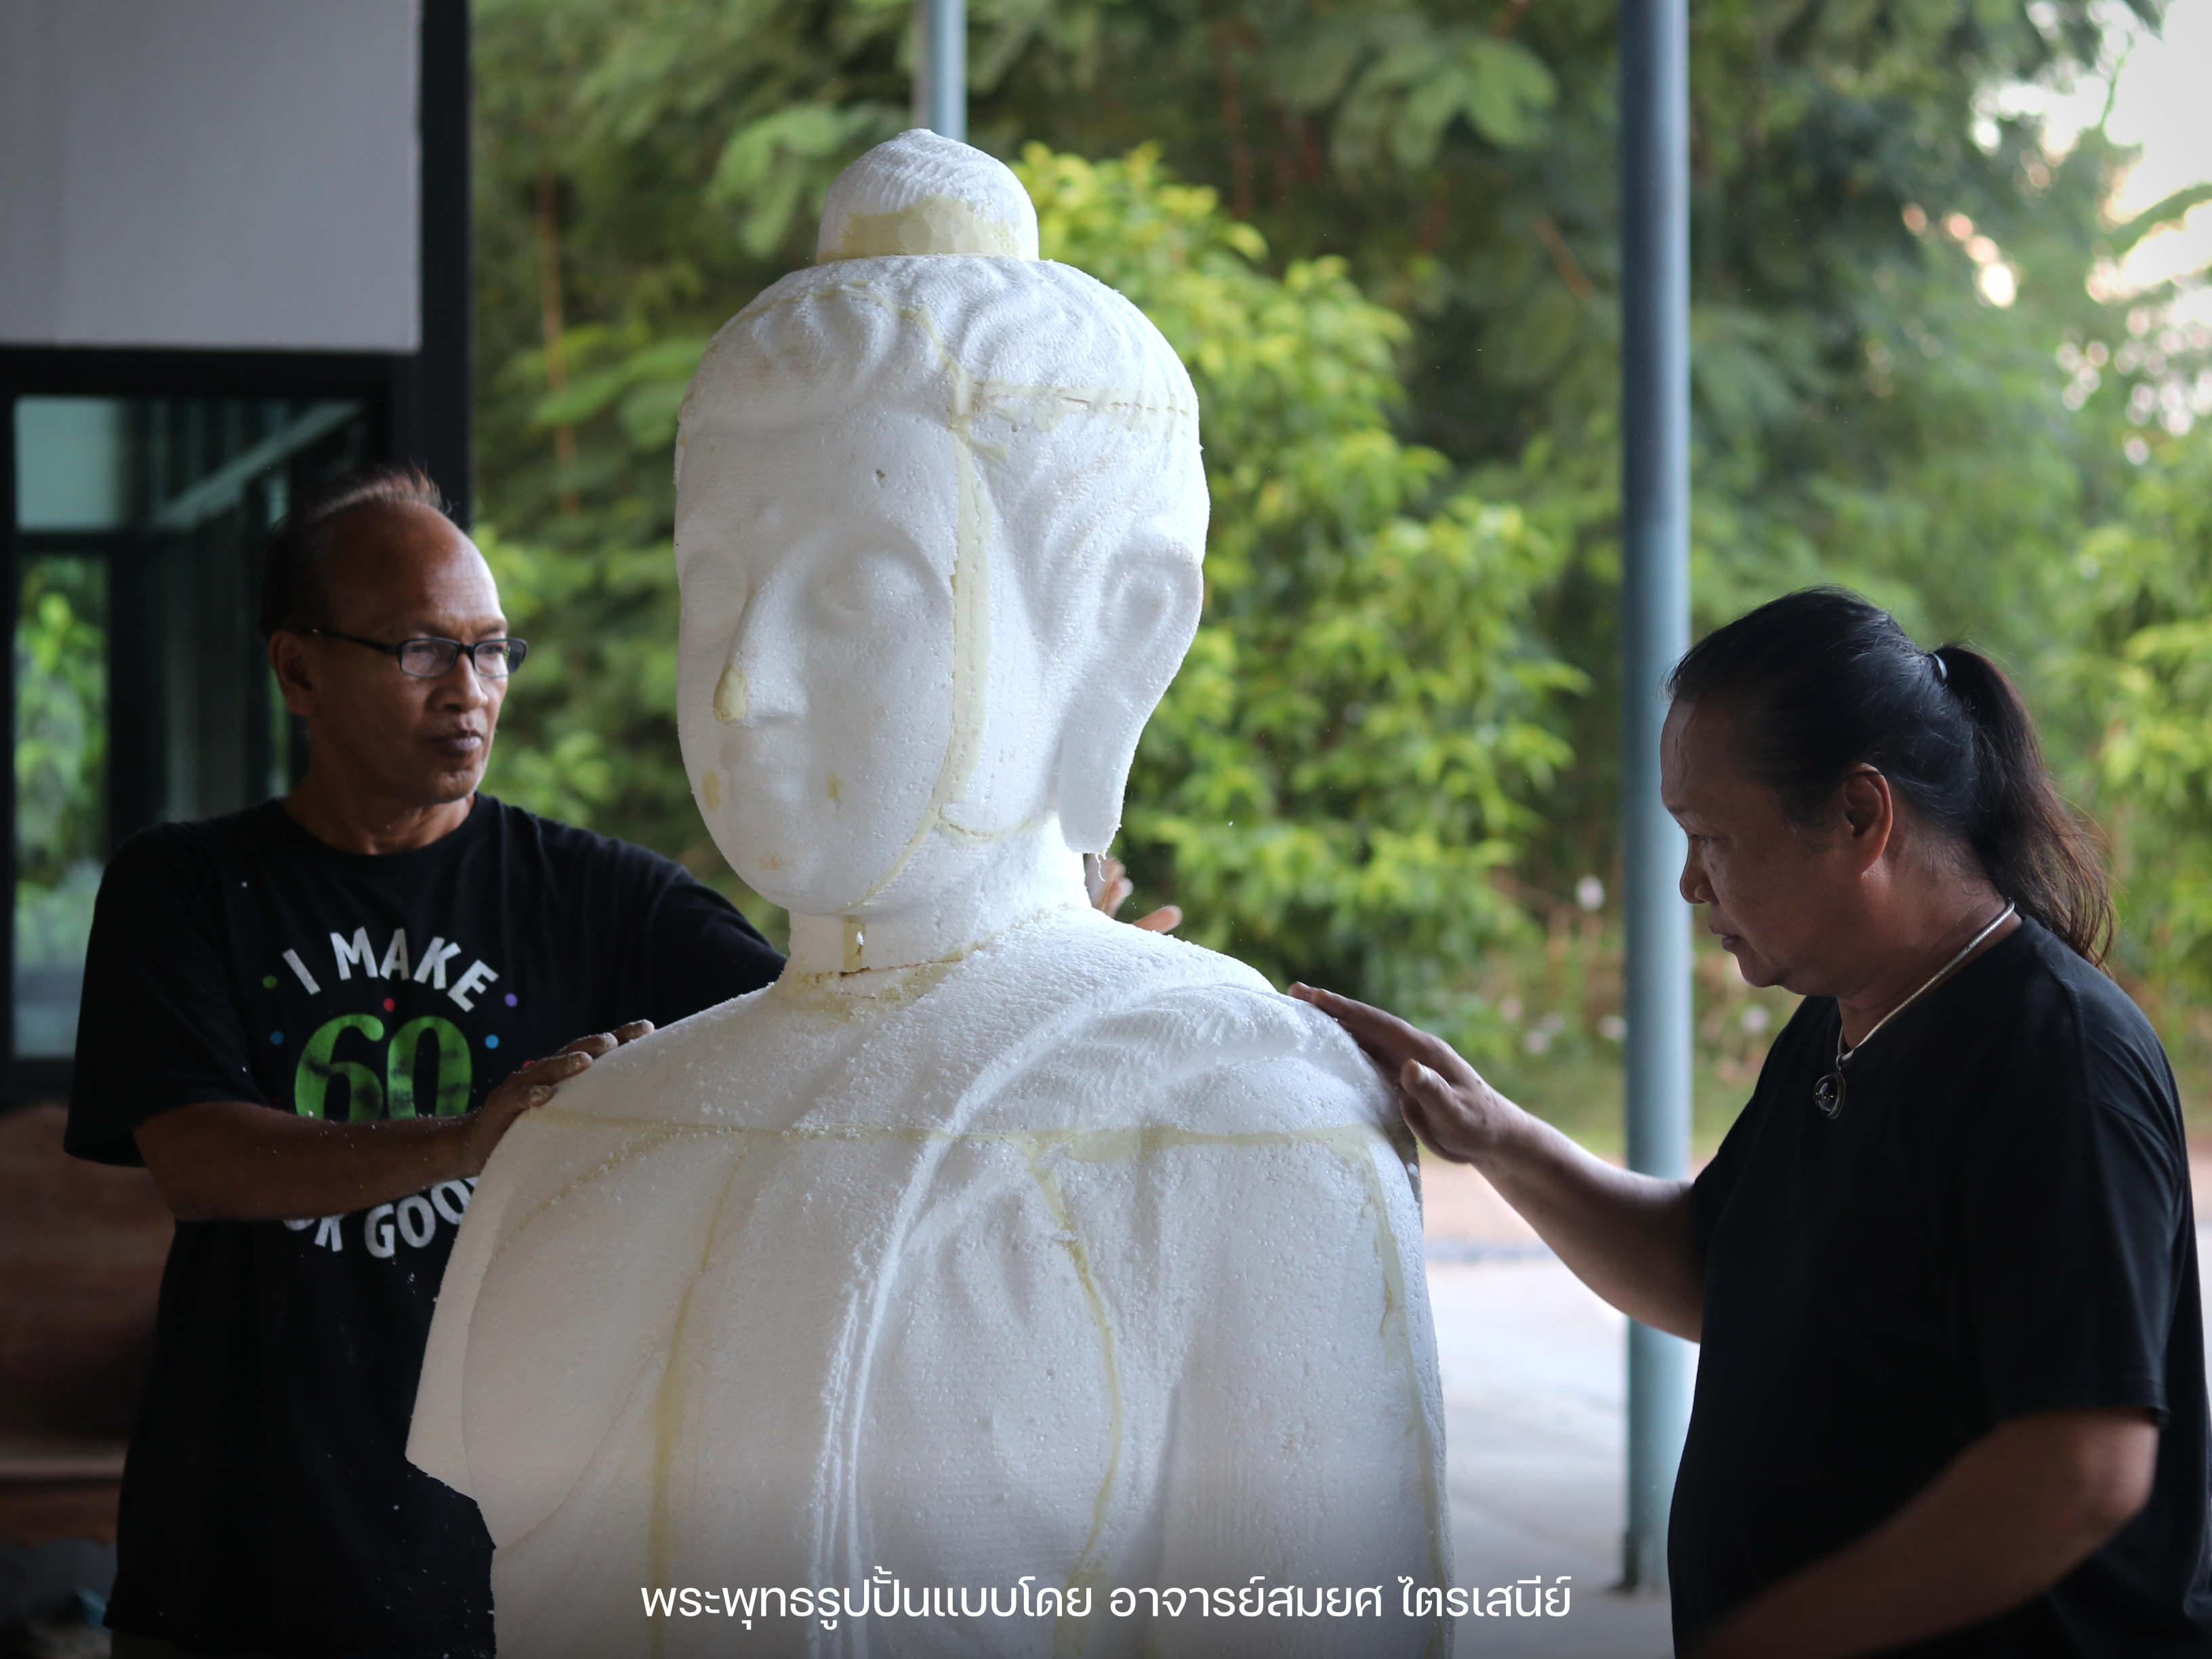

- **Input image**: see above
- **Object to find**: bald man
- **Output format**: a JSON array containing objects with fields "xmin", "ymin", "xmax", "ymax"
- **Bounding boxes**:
[{"xmin": 62, "ymin": 466, "xmax": 786, "ymax": 1659}]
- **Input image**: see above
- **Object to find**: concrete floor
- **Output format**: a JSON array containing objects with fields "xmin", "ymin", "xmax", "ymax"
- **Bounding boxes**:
[
  {"xmin": 1431, "ymin": 1253, "xmax": 1675, "ymax": 1656},
  {"xmin": 1420, "ymin": 1153, "xmax": 2212, "ymax": 1658}
]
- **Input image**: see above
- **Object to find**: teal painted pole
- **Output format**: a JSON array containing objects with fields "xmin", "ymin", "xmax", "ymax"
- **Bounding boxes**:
[
  {"xmin": 916, "ymin": 0, "xmax": 966, "ymax": 142},
  {"xmin": 1619, "ymin": 0, "xmax": 1694, "ymax": 1594}
]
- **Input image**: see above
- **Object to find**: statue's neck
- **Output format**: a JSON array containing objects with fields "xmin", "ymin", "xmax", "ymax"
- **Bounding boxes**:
[{"xmin": 784, "ymin": 824, "xmax": 1090, "ymax": 977}]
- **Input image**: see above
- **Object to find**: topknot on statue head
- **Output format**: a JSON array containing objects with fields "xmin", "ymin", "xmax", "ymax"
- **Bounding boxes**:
[
  {"xmin": 676, "ymin": 133, "xmax": 1205, "ymax": 596},
  {"xmin": 815, "ymin": 128, "xmax": 1040, "ymax": 262}
]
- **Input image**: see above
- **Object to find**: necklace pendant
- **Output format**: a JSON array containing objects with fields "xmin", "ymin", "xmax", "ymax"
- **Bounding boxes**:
[{"xmin": 1814, "ymin": 1070, "xmax": 1845, "ymax": 1119}]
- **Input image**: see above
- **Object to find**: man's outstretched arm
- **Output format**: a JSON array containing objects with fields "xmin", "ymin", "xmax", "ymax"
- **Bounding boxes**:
[{"xmin": 134, "ymin": 1023, "xmax": 649, "ymax": 1221}]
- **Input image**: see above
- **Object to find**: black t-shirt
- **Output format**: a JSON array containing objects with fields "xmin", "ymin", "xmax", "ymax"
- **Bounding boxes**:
[
  {"xmin": 1672, "ymin": 918, "xmax": 2212, "ymax": 1655},
  {"xmin": 64, "ymin": 796, "xmax": 783, "ymax": 1658}
]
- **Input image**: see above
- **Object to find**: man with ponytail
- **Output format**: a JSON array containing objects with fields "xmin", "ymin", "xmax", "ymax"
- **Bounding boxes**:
[{"xmin": 1297, "ymin": 587, "xmax": 2210, "ymax": 1656}]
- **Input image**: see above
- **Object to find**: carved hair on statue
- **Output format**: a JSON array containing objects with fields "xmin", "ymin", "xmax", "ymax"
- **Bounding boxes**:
[
  {"xmin": 260, "ymin": 464, "xmax": 453, "ymax": 638},
  {"xmin": 674, "ymin": 133, "xmax": 1207, "ymax": 633},
  {"xmin": 1666, "ymin": 586, "xmax": 2113, "ymax": 964}
]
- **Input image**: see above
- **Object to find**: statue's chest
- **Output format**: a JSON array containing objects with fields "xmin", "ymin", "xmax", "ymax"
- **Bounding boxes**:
[{"xmin": 684, "ymin": 1133, "xmax": 1119, "ymax": 1580}]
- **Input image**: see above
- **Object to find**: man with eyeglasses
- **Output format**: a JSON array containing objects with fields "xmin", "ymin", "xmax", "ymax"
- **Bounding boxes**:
[{"xmin": 61, "ymin": 465, "xmax": 787, "ymax": 1659}]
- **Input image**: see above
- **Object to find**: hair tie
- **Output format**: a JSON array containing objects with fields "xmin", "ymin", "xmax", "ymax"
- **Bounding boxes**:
[{"xmin": 1929, "ymin": 649, "xmax": 1948, "ymax": 684}]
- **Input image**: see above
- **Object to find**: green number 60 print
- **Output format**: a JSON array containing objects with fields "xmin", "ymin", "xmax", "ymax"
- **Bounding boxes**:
[{"xmin": 293, "ymin": 1014, "xmax": 474, "ymax": 1122}]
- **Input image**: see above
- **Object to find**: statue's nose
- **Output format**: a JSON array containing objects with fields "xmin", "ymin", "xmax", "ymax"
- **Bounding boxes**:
[
  {"xmin": 712, "ymin": 657, "xmax": 747, "ymax": 726},
  {"xmin": 710, "ymin": 586, "xmax": 800, "ymax": 726},
  {"xmin": 716, "ymin": 592, "xmax": 769, "ymax": 730}
]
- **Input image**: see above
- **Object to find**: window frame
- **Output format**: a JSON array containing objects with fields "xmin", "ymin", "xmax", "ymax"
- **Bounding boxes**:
[{"xmin": 1, "ymin": 350, "xmax": 409, "ymax": 1102}]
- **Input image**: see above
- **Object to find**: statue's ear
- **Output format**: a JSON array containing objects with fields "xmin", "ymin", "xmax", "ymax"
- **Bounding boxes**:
[{"xmin": 1055, "ymin": 541, "xmax": 1204, "ymax": 854}]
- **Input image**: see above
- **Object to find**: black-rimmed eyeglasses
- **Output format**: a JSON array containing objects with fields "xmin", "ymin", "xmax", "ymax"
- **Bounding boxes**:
[{"xmin": 304, "ymin": 628, "xmax": 529, "ymax": 679}]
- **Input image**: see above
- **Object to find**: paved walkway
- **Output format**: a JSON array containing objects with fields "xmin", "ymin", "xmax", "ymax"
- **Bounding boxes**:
[{"xmin": 1421, "ymin": 1152, "xmax": 2212, "ymax": 1657}]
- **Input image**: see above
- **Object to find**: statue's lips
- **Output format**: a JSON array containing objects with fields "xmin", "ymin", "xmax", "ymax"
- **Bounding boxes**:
[
  {"xmin": 723, "ymin": 769, "xmax": 809, "ymax": 810},
  {"xmin": 712, "ymin": 761, "xmax": 841, "ymax": 838},
  {"xmin": 708, "ymin": 724, "xmax": 869, "ymax": 805}
]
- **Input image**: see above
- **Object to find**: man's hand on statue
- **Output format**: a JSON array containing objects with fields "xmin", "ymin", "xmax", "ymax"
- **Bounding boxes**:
[
  {"xmin": 464, "ymin": 1021, "xmax": 655, "ymax": 1172},
  {"xmin": 1090, "ymin": 854, "xmax": 1183, "ymax": 934},
  {"xmin": 1287, "ymin": 986, "xmax": 1516, "ymax": 1164},
  {"xmin": 1294, "ymin": 983, "xmax": 1708, "ymax": 1339},
  {"xmin": 134, "ymin": 1017, "xmax": 651, "ymax": 1223}
]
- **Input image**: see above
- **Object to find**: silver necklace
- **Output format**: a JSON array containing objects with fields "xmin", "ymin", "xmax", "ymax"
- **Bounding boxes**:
[{"xmin": 1812, "ymin": 902, "xmax": 2015, "ymax": 1119}]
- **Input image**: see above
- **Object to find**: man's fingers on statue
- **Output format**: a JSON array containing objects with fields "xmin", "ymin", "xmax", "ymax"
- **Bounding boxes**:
[
  {"xmin": 1290, "ymin": 985, "xmax": 1462, "ymax": 1072},
  {"xmin": 1400, "ymin": 1057, "xmax": 1448, "ymax": 1099},
  {"xmin": 1288, "ymin": 983, "xmax": 1399, "ymax": 1066},
  {"xmin": 1289, "ymin": 983, "xmax": 1384, "ymax": 1023},
  {"xmin": 556, "ymin": 1030, "xmax": 619, "ymax": 1058},
  {"xmin": 612, "ymin": 1019, "xmax": 655, "ymax": 1044},
  {"xmin": 1393, "ymin": 1065, "xmax": 1452, "ymax": 1157},
  {"xmin": 1395, "ymin": 1059, "xmax": 1465, "ymax": 1150},
  {"xmin": 1089, "ymin": 854, "xmax": 1131, "ymax": 917},
  {"xmin": 1399, "ymin": 1057, "xmax": 1500, "ymax": 1164},
  {"xmin": 1132, "ymin": 904, "xmax": 1183, "ymax": 934},
  {"xmin": 500, "ymin": 1049, "xmax": 594, "ymax": 1100}
]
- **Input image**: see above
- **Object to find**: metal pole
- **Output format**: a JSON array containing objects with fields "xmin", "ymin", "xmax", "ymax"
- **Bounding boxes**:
[
  {"xmin": 916, "ymin": 0, "xmax": 966, "ymax": 142},
  {"xmin": 1619, "ymin": 0, "xmax": 1694, "ymax": 1595}
]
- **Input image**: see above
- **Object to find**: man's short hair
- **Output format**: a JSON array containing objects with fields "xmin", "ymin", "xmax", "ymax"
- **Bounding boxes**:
[{"xmin": 260, "ymin": 464, "xmax": 452, "ymax": 638}]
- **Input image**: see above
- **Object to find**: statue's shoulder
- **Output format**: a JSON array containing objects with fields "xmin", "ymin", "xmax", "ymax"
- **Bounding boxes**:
[
  {"xmin": 517, "ymin": 981, "xmax": 787, "ymax": 1128},
  {"xmin": 975, "ymin": 911, "xmax": 1396, "ymax": 1136}
]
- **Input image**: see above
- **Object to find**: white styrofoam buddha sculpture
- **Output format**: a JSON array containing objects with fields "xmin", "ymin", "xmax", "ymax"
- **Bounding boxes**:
[{"xmin": 409, "ymin": 130, "xmax": 1450, "ymax": 1657}]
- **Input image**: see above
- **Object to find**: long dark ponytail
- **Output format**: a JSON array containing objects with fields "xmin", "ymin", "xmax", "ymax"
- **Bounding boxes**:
[{"xmin": 1667, "ymin": 588, "xmax": 2112, "ymax": 964}]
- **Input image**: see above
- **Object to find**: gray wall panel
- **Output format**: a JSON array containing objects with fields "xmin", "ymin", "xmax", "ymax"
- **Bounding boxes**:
[{"xmin": 0, "ymin": 0, "xmax": 420, "ymax": 350}]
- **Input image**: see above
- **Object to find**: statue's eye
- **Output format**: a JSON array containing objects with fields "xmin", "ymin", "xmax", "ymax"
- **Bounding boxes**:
[{"xmin": 811, "ymin": 549, "xmax": 926, "ymax": 625}]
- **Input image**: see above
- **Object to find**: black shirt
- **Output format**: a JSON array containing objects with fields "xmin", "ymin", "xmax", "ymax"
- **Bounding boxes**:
[
  {"xmin": 1672, "ymin": 918, "xmax": 2212, "ymax": 1655},
  {"xmin": 65, "ymin": 797, "xmax": 783, "ymax": 1658}
]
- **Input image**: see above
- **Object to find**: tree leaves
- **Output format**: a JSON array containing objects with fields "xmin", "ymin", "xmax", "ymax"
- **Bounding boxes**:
[
  {"xmin": 709, "ymin": 102, "xmax": 907, "ymax": 255},
  {"xmin": 2062, "ymin": 438, "xmax": 2212, "ymax": 996},
  {"xmin": 1015, "ymin": 146, "xmax": 1580, "ymax": 1002},
  {"xmin": 1276, "ymin": 20, "xmax": 1557, "ymax": 172},
  {"xmin": 2104, "ymin": 181, "xmax": 2212, "ymax": 259},
  {"xmin": 470, "ymin": 0, "xmax": 2212, "ymax": 1041}
]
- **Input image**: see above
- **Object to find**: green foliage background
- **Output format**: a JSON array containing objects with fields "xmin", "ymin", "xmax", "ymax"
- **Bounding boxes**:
[
  {"xmin": 14, "ymin": 560, "xmax": 108, "ymax": 975},
  {"xmin": 470, "ymin": 0, "xmax": 2212, "ymax": 1140}
]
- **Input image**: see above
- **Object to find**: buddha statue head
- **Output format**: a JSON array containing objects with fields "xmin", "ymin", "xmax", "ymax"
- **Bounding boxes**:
[{"xmin": 674, "ymin": 131, "xmax": 1206, "ymax": 971}]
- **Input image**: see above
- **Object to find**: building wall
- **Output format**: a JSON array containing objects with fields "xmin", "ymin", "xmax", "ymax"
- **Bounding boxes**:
[{"xmin": 0, "ymin": 0, "xmax": 421, "ymax": 352}]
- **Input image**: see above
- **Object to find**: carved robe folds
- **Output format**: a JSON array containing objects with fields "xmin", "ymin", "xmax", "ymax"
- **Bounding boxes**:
[{"xmin": 411, "ymin": 909, "xmax": 1451, "ymax": 1656}]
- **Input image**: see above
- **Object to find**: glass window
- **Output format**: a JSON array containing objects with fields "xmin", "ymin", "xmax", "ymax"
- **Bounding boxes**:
[
  {"xmin": 8, "ymin": 394, "xmax": 372, "ymax": 1061},
  {"xmin": 15, "ymin": 400, "xmax": 131, "ymax": 531},
  {"xmin": 14, "ymin": 558, "xmax": 108, "ymax": 1057}
]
